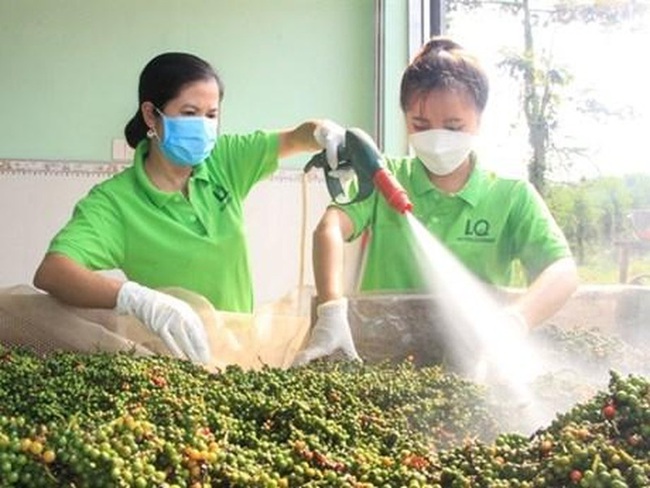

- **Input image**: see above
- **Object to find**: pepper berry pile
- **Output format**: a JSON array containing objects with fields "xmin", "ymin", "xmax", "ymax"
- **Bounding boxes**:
[{"xmin": 0, "ymin": 343, "xmax": 648, "ymax": 487}]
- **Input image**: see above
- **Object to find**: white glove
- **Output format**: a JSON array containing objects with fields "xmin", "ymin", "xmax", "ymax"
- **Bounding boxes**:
[
  {"xmin": 313, "ymin": 120, "xmax": 346, "ymax": 171},
  {"xmin": 115, "ymin": 281, "xmax": 211, "ymax": 364},
  {"xmin": 472, "ymin": 308, "xmax": 529, "ymax": 383},
  {"xmin": 292, "ymin": 298, "xmax": 361, "ymax": 367},
  {"xmin": 498, "ymin": 308, "xmax": 529, "ymax": 341}
]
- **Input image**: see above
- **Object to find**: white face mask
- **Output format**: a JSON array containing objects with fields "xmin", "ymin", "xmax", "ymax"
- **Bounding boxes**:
[{"xmin": 409, "ymin": 129, "xmax": 475, "ymax": 176}]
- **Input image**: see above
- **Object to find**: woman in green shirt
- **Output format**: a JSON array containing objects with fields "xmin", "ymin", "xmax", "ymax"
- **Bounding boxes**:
[
  {"xmin": 294, "ymin": 37, "xmax": 579, "ymax": 366},
  {"xmin": 33, "ymin": 52, "xmax": 345, "ymax": 364}
]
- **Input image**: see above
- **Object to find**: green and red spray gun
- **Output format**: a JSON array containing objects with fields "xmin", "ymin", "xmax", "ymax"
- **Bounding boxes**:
[{"xmin": 304, "ymin": 128, "xmax": 413, "ymax": 214}]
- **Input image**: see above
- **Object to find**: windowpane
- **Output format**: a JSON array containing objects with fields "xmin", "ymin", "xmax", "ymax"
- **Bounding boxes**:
[
  {"xmin": 446, "ymin": 2, "xmax": 650, "ymax": 180},
  {"xmin": 444, "ymin": 2, "xmax": 650, "ymax": 282}
]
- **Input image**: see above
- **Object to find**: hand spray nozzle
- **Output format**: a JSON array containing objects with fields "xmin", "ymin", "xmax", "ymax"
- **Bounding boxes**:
[
  {"xmin": 304, "ymin": 128, "xmax": 413, "ymax": 214},
  {"xmin": 372, "ymin": 167, "xmax": 413, "ymax": 215}
]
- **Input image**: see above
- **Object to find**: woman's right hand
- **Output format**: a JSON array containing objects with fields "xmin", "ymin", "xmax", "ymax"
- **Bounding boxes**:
[
  {"xmin": 34, "ymin": 254, "xmax": 211, "ymax": 364},
  {"xmin": 115, "ymin": 281, "xmax": 211, "ymax": 364},
  {"xmin": 291, "ymin": 298, "xmax": 360, "ymax": 367},
  {"xmin": 313, "ymin": 120, "xmax": 346, "ymax": 170}
]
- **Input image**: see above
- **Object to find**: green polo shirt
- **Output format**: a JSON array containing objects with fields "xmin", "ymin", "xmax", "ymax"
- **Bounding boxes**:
[
  {"xmin": 340, "ymin": 155, "xmax": 571, "ymax": 292},
  {"xmin": 48, "ymin": 131, "xmax": 279, "ymax": 312}
]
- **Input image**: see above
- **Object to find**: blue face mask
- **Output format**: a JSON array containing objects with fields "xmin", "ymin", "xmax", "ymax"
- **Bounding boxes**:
[{"xmin": 155, "ymin": 108, "xmax": 218, "ymax": 166}]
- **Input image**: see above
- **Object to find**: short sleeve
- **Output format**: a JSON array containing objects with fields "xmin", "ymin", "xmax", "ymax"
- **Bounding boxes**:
[
  {"xmin": 48, "ymin": 185, "xmax": 125, "ymax": 270},
  {"xmin": 208, "ymin": 131, "xmax": 280, "ymax": 199},
  {"xmin": 508, "ymin": 181, "xmax": 573, "ymax": 280}
]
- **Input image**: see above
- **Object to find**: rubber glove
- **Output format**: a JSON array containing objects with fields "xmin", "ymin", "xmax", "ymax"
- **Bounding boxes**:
[
  {"xmin": 498, "ymin": 308, "xmax": 529, "ymax": 341},
  {"xmin": 313, "ymin": 120, "xmax": 346, "ymax": 171},
  {"xmin": 472, "ymin": 308, "xmax": 529, "ymax": 383},
  {"xmin": 115, "ymin": 281, "xmax": 212, "ymax": 364},
  {"xmin": 292, "ymin": 298, "xmax": 361, "ymax": 366}
]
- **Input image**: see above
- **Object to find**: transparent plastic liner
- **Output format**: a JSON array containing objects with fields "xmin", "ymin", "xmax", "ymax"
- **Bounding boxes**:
[
  {"xmin": 0, "ymin": 284, "xmax": 312, "ymax": 372},
  {"xmin": 2, "ymin": 284, "xmax": 648, "ymax": 374},
  {"xmin": 0, "ymin": 284, "xmax": 154, "ymax": 357}
]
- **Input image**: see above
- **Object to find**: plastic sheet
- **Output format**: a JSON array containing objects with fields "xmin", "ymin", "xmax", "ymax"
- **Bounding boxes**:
[
  {"xmin": 0, "ymin": 284, "xmax": 312, "ymax": 371},
  {"xmin": 0, "ymin": 284, "xmax": 153, "ymax": 356},
  {"xmin": 2, "ymin": 284, "xmax": 648, "ymax": 373}
]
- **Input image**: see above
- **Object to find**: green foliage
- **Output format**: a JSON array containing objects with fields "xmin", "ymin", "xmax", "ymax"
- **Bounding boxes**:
[
  {"xmin": 623, "ymin": 173, "xmax": 650, "ymax": 209},
  {"xmin": 546, "ymin": 183, "xmax": 598, "ymax": 263},
  {"xmin": 545, "ymin": 175, "xmax": 650, "ymax": 267},
  {"xmin": 577, "ymin": 248, "xmax": 650, "ymax": 283}
]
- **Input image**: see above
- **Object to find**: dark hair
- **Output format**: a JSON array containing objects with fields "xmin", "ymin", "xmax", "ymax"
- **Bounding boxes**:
[
  {"xmin": 400, "ymin": 36, "xmax": 488, "ymax": 114},
  {"xmin": 124, "ymin": 52, "xmax": 224, "ymax": 148}
]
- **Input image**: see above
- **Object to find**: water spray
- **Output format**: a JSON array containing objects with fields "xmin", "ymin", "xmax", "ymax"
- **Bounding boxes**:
[
  {"xmin": 305, "ymin": 128, "xmax": 551, "ymax": 432},
  {"xmin": 304, "ymin": 128, "xmax": 413, "ymax": 214},
  {"xmin": 405, "ymin": 214, "xmax": 550, "ymax": 433}
]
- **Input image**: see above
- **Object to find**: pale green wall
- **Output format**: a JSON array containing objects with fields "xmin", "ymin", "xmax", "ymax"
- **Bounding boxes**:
[
  {"xmin": 0, "ymin": 0, "xmax": 393, "ymax": 168},
  {"xmin": 382, "ymin": 0, "xmax": 409, "ymax": 156}
]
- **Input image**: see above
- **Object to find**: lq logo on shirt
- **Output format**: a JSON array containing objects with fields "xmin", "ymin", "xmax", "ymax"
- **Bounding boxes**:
[{"xmin": 460, "ymin": 218, "xmax": 494, "ymax": 242}]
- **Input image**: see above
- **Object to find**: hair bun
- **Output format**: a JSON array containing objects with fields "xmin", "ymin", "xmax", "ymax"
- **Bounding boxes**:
[{"xmin": 418, "ymin": 36, "xmax": 463, "ymax": 59}]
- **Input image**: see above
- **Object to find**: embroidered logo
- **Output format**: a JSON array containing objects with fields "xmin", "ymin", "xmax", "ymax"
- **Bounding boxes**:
[
  {"xmin": 213, "ymin": 185, "xmax": 231, "ymax": 210},
  {"xmin": 459, "ymin": 218, "xmax": 495, "ymax": 242}
]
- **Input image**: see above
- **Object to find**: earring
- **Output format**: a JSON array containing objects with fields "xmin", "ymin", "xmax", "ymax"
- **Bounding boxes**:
[{"xmin": 146, "ymin": 128, "xmax": 156, "ymax": 139}]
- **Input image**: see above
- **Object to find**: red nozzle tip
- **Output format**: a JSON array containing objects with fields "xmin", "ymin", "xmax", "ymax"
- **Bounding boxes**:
[
  {"xmin": 373, "ymin": 170, "xmax": 413, "ymax": 214},
  {"xmin": 390, "ymin": 193, "xmax": 414, "ymax": 214}
]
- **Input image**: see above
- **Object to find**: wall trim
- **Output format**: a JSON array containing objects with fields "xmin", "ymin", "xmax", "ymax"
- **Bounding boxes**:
[
  {"xmin": 0, "ymin": 159, "xmax": 128, "ymax": 178},
  {"xmin": 0, "ymin": 159, "xmax": 320, "ymax": 182}
]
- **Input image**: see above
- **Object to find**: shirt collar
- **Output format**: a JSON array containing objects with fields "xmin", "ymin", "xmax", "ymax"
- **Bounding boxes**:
[
  {"xmin": 411, "ymin": 152, "xmax": 486, "ymax": 207},
  {"xmin": 411, "ymin": 158, "xmax": 435, "ymax": 197},
  {"xmin": 134, "ymin": 139, "xmax": 210, "ymax": 208},
  {"xmin": 456, "ymin": 156, "xmax": 486, "ymax": 207}
]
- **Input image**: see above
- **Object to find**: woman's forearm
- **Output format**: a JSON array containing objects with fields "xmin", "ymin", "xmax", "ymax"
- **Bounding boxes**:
[
  {"xmin": 312, "ymin": 208, "xmax": 354, "ymax": 304},
  {"xmin": 277, "ymin": 120, "xmax": 322, "ymax": 158},
  {"xmin": 33, "ymin": 253, "xmax": 122, "ymax": 309},
  {"xmin": 513, "ymin": 257, "xmax": 579, "ymax": 328}
]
